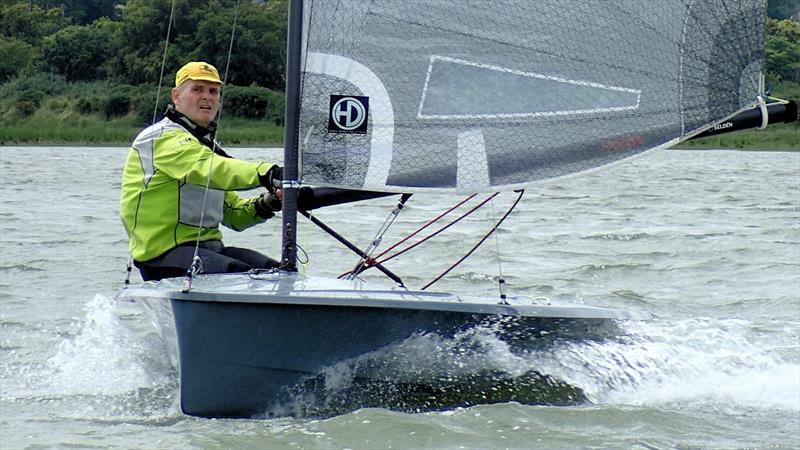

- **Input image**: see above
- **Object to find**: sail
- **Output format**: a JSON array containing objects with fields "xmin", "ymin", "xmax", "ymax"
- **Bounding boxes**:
[{"xmin": 297, "ymin": 0, "xmax": 766, "ymax": 192}]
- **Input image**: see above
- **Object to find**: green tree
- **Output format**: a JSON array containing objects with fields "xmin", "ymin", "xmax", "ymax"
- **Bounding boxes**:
[
  {"xmin": 107, "ymin": 0, "xmax": 286, "ymax": 89},
  {"xmin": 179, "ymin": 0, "xmax": 287, "ymax": 89},
  {"xmin": 0, "ymin": 37, "xmax": 35, "ymax": 81},
  {"xmin": 39, "ymin": 18, "xmax": 118, "ymax": 81},
  {"xmin": 61, "ymin": 0, "xmax": 123, "ymax": 24},
  {"xmin": 765, "ymin": 18, "xmax": 800, "ymax": 83},
  {"xmin": 109, "ymin": 0, "xmax": 189, "ymax": 85},
  {"xmin": 30, "ymin": 0, "xmax": 123, "ymax": 24},
  {"xmin": 0, "ymin": 1, "xmax": 70, "ymax": 45},
  {"xmin": 230, "ymin": 0, "xmax": 287, "ymax": 90}
]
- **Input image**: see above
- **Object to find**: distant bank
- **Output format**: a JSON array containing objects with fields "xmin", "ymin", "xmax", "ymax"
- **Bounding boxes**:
[
  {"xmin": 0, "ymin": 116, "xmax": 283, "ymax": 147},
  {"xmin": 676, "ymin": 125, "xmax": 799, "ymax": 150},
  {"xmin": 0, "ymin": 88, "xmax": 796, "ymax": 149},
  {"xmin": 1, "ymin": 120, "xmax": 796, "ymax": 149}
]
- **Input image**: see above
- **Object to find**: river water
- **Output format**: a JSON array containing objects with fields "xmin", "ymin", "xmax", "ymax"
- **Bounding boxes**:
[{"xmin": 1, "ymin": 146, "xmax": 798, "ymax": 449}]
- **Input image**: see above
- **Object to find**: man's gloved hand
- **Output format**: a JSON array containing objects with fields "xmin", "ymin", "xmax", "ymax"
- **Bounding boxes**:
[
  {"xmin": 259, "ymin": 165, "xmax": 283, "ymax": 192},
  {"xmin": 254, "ymin": 191, "xmax": 283, "ymax": 219}
]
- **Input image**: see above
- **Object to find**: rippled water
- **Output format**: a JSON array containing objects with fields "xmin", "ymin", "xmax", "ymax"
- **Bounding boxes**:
[{"xmin": 1, "ymin": 146, "xmax": 798, "ymax": 448}]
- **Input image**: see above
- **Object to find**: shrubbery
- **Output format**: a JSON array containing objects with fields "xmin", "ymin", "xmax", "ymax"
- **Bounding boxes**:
[
  {"xmin": 22, "ymin": 80, "xmax": 286, "ymax": 124},
  {"xmin": 104, "ymin": 94, "xmax": 131, "ymax": 119},
  {"xmin": 0, "ymin": 79, "xmax": 282, "ymax": 124},
  {"xmin": 222, "ymin": 85, "xmax": 285, "ymax": 124},
  {"xmin": 765, "ymin": 19, "xmax": 800, "ymax": 83},
  {"xmin": 13, "ymin": 89, "xmax": 45, "ymax": 116},
  {"xmin": 132, "ymin": 94, "xmax": 171, "ymax": 126},
  {"xmin": 17, "ymin": 89, "xmax": 45, "ymax": 107},
  {"xmin": 75, "ymin": 96, "xmax": 101, "ymax": 114},
  {"xmin": 0, "ymin": 73, "xmax": 69, "ymax": 99},
  {"xmin": 46, "ymin": 97, "xmax": 70, "ymax": 114},
  {"xmin": 14, "ymin": 101, "xmax": 37, "ymax": 117}
]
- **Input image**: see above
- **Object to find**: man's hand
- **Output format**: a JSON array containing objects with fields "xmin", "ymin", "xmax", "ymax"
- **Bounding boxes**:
[
  {"xmin": 254, "ymin": 190, "xmax": 282, "ymax": 219},
  {"xmin": 259, "ymin": 165, "xmax": 283, "ymax": 192}
]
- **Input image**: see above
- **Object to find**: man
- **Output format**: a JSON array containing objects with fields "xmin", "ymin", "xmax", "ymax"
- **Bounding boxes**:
[{"xmin": 120, "ymin": 61, "xmax": 283, "ymax": 281}]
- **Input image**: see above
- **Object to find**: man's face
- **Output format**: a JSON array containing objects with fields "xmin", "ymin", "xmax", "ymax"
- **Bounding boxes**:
[{"xmin": 171, "ymin": 79, "xmax": 221, "ymax": 127}]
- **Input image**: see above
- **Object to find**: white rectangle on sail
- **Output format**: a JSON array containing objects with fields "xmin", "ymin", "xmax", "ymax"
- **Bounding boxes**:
[{"xmin": 418, "ymin": 55, "xmax": 641, "ymax": 120}]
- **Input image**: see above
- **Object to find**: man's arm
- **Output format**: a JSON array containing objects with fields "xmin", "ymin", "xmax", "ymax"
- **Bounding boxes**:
[
  {"xmin": 221, "ymin": 191, "xmax": 266, "ymax": 231},
  {"xmin": 155, "ymin": 130, "xmax": 275, "ymax": 191}
]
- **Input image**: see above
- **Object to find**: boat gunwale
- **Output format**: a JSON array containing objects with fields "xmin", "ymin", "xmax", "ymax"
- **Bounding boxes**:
[{"xmin": 120, "ymin": 287, "xmax": 634, "ymax": 320}]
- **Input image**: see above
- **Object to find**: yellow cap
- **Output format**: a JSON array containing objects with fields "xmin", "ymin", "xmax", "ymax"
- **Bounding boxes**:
[{"xmin": 175, "ymin": 61, "xmax": 224, "ymax": 87}]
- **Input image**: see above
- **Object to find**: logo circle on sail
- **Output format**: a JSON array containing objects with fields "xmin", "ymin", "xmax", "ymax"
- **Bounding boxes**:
[
  {"xmin": 328, "ymin": 95, "xmax": 370, "ymax": 134},
  {"xmin": 331, "ymin": 97, "xmax": 366, "ymax": 130}
]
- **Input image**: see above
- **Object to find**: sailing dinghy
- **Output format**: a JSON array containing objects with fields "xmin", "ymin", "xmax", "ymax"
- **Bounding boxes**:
[{"xmin": 119, "ymin": 0, "xmax": 797, "ymax": 418}]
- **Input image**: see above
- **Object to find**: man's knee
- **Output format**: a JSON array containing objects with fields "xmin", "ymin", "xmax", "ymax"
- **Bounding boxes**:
[
  {"xmin": 226, "ymin": 259, "xmax": 252, "ymax": 273},
  {"xmin": 221, "ymin": 246, "xmax": 277, "ymax": 269},
  {"xmin": 139, "ymin": 266, "xmax": 185, "ymax": 281}
]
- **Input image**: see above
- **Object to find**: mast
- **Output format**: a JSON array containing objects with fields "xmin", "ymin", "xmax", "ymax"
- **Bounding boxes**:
[{"xmin": 280, "ymin": 0, "xmax": 303, "ymax": 271}]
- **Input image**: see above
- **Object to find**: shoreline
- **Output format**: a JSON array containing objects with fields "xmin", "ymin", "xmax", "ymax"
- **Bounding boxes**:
[
  {"xmin": 2, "ymin": 143, "xmax": 797, "ymax": 152},
  {"xmin": 3, "ymin": 124, "xmax": 796, "ymax": 150},
  {"xmin": 0, "ymin": 142, "xmax": 284, "ymax": 148}
]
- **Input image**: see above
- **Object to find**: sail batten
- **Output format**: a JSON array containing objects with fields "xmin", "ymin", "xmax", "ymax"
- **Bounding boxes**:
[{"xmin": 297, "ymin": 0, "xmax": 766, "ymax": 192}]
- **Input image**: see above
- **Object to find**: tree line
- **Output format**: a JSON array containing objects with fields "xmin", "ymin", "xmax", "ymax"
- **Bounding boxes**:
[
  {"xmin": 3, "ymin": 0, "xmax": 799, "ymax": 88},
  {"xmin": 1, "ymin": 0, "xmax": 287, "ymax": 89},
  {"xmin": 1, "ymin": 0, "xmax": 798, "ymax": 110}
]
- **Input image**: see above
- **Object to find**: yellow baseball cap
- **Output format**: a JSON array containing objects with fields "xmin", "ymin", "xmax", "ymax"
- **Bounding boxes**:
[{"xmin": 175, "ymin": 61, "xmax": 224, "ymax": 87}]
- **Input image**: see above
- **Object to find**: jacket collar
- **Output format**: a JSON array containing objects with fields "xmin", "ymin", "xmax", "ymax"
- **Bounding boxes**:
[{"xmin": 165, "ymin": 105, "xmax": 231, "ymax": 158}]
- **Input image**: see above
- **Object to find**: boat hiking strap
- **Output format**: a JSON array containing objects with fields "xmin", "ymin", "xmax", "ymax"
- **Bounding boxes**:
[
  {"xmin": 346, "ymin": 194, "xmax": 412, "ymax": 281},
  {"xmin": 421, "ymin": 190, "xmax": 524, "ymax": 291},
  {"xmin": 163, "ymin": 0, "xmax": 240, "ymax": 293}
]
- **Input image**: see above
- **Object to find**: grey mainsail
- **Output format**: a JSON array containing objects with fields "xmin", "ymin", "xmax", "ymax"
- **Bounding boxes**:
[{"xmin": 297, "ymin": 0, "xmax": 766, "ymax": 192}]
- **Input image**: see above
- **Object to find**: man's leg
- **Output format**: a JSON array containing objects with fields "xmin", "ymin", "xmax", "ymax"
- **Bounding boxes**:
[
  {"xmin": 221, "ymin": 246, "xmax": 280, "ymax": 269},
  {"xmin": 137, "ymin": 243, "xmax": 257, "ymax": 281}
]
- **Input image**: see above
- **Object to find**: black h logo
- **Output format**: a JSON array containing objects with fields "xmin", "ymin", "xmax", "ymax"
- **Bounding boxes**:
[{"xmin": 328, "ymin": 95, "xmax": 369, "ymax": 134}]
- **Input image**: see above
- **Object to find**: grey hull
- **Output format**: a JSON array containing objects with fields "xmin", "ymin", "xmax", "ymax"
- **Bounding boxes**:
[{"xmin": 123, "ymin": 271, "xmax": 634, "ymax": 418}]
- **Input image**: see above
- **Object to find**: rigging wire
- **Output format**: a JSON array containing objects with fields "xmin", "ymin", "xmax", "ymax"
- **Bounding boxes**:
[
  {"xmin": 215, "ymin": 0, "xmax": 241, "ymax": 130},
  {"xmin": 340, "ymin": 193, "xmax": 498, "ymax": 279},
  {"xmin": 151, "ymin": 0, "xmax": 177, "ymax": 125},
  {"xmin": 489, "ymin": 195, "xmax": 507, "ymax": 305},
  {"xmin": 182, "ymin": 0, "xmax": 242, "ymax": 293},
  {"xmin": 123, "ymin": 0, "xmax": 177, "ymax": 288},
  {"xmin": 372, "ymin": 194, "xmax": 476, "ymax": 261},
  {"xmin": 421, "ymin": 190, "xmax": 524, "ymax": 291},
  {"xmin": 377, "ymin": 193, "xmax": 497, "ymax": 265},
  {"xmin": 339, "ymin": 192, "xmax": 499, "ymax": 278},
  {"xmin": 346, "ymin": 194, "xmax": 412, "ymax": 280}
]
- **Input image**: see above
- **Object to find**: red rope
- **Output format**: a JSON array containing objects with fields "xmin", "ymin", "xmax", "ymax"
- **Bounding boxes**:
[
  {"xmin": 421, "ymin": 190, "xmax": 524, "ymax": 290},
  {"xmin": 338, "ymin": 193, "xmax": 483, "ymax": 278},
  {"xmin": 372, "ymin": 193, "xmax": 499, "ymax": 266},
  {"xmin": 373, "ymin": 193, "xmax": 477, "ymax": 260}
]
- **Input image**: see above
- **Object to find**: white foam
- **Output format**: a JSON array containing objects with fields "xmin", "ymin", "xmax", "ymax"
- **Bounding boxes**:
[
  {"xmin": 531, "ymin": 318, "xmax": 800, "ymax": 411},
  {"xmin": 44, "ymin": 294, "xmax": 165, "ymax": 396}
]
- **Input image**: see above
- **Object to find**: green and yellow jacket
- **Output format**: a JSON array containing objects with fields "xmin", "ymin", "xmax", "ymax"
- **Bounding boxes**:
[{"xmin": 120, "ymin": 114, "xmax": 274, "ymax": 262}]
